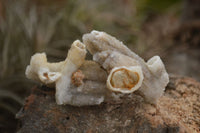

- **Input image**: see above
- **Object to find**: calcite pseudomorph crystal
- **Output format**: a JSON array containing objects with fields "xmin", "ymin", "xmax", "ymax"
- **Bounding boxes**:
[{"xmin": 25, "ymin": 30, "xmax": 169, "ymax": 106}]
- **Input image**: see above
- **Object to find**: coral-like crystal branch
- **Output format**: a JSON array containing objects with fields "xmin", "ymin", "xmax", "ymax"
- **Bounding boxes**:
[
  {"xmin": 26, "ymin": 30, "xmax": 169, "ymax": 106},
  {"xmin": 83, "ymin": 30, "xmax": 169, "ymax": 104}
]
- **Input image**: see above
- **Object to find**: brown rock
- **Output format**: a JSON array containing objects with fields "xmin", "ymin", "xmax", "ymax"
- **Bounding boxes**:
[{"xmin": 16, "ymin": 75, "xmax": 200, "ymax": 133}]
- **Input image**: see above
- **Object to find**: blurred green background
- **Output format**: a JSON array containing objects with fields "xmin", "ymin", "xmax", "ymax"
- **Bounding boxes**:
[{"xmin": 1, "ymin": 0, "xmax": 200, "ymax": 132}]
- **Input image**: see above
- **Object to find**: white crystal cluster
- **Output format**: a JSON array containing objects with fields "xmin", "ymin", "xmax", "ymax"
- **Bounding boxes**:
[{"xmin": 26, "ymin": 30, "xmax": 169, "ymax": 106}]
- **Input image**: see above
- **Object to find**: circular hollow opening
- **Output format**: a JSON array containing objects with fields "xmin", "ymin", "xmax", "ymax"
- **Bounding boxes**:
[
  {"xmin": 75, "ymin": 41, "xmax": 85, "ymax": 49},
  {"xmin": 110, "ymin": 68, "xmax": 139, "ymax": 90}
]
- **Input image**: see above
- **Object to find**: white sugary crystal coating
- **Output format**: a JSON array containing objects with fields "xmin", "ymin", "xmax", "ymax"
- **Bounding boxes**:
[
  {"xmin": 55, "ymin": 40, "xmax": 87, "ymax": 105},
  {"xmin": 26, "ymin": 40, "xmax": 107, "ymax": 106},
  {"xmin": 26, "ymin": 30, "xmax": 169, "ymax": 106},
  {"xmin": 25, "ymin": 53, "xmax": 63, "ymax": 85},
  {"xmin": 83, "ymin": 30, "xmax": 169, "ymax": 104}
]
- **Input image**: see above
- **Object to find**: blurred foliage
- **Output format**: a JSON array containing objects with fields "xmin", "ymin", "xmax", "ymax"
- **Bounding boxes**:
[
  {"xmin": 136, "ymin": 0, "xmax": 181, "ymax": 13},
  {"xmin": 134, "ymin": 0, "xmax": 182, "ymax": 29},
  {"xmin": 0, "ymin": 0, "xmax": 182, "ymax": 132}
]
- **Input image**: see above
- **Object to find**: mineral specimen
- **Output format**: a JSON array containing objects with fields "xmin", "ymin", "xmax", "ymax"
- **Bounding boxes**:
[
  {"xmin": 83, "ymin": 30, "xmax": 169, "ymax": 104},
  {"xmin": 26, "ymin": 30, "xmax": 169, "ymax": 106}
]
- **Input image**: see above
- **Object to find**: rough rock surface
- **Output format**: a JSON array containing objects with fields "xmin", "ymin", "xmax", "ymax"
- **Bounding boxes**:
[{"xmin": 16, "ymin": 75, "xmax": 200, "ymax": 133}]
